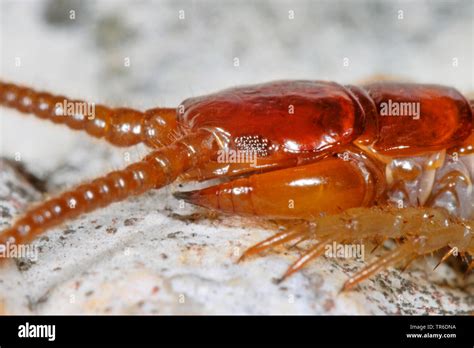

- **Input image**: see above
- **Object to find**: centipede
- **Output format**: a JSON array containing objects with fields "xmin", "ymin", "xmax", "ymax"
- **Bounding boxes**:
[{"xmin": 0, "ymin": 79, "xmax": 472, "ymax": 291}]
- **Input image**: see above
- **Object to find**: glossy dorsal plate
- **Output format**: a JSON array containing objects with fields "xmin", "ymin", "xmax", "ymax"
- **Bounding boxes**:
[{"xmin": 180, "ymin": 80, "xmax": 366, "ymax": 155}]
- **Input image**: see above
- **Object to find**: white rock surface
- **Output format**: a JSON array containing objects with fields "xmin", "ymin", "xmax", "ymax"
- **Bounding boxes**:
[
  {"xmin": 1, "ymin": 159, "xmax": 473, "ymax": 314},
  {"xmin": 0, "ymin": 0, "xmax": 473, "ymax": 314}
]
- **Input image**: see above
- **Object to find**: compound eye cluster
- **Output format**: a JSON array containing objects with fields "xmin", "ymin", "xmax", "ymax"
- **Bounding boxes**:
[{"xmin": 234, "ymin": 135, "xmax": 272, "ymax": 157}]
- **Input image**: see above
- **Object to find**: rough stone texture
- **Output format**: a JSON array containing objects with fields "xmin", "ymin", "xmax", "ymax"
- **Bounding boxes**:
[
  {"xmin": 1, "ymin": 159, "xmax": 473, "ymax": 314},
  {"xmin": 0, "ymin": 0, "xmax": 473, "ymax": 314}
]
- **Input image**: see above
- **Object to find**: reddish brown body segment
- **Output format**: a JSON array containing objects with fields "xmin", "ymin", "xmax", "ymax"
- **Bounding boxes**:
[
  {"xmin": 181, "ymin": 81, "xmax": 472, "ymax": 158},
  {"xmin": 181, "ymin": 81, "xmax": 366, "ymax": 155},
  {"xmin": 1, "ymin": 79, "xmax": 473, "ymax": 290},
  {"xmin": 363, "ymin": 82, "xmax": 472, "ymax": 155}
]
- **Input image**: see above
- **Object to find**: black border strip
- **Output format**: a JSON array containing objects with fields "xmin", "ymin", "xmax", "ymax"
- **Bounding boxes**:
[{"xmin": 0, "ymin": 315, "xmax": 471, "ymax": 346}]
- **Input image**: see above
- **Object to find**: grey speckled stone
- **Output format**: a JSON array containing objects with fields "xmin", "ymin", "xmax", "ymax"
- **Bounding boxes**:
[
  {"xmin": 0, "ymin": 159, "xmax": 472, "ymax": 314},
  {"xmin": 0, "ymin": 0, "xmax": 473, "ymax": 314}
]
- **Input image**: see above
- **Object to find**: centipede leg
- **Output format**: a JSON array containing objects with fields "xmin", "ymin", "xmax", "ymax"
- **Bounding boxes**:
[
  {"xmin": 400, "ymin": 254, "xmax": 418, "ymax": 273},
  {"xmin": 277, "ymin": 233, "xmax": 344, "ymax": 283},
  {"xmin": 342, "ymin": 243, "xmax": 416, "ymax": 291},
  {"xmin": 238, "ymin": 224, "xmax": 310, "ymax": 262},
  {"xmin": 433, "ymin": 247, "xmax": 458, "ymax": 270},
  {"xmin": 464, "ymin": 260, "xmax": 474, "ymax": 278}
]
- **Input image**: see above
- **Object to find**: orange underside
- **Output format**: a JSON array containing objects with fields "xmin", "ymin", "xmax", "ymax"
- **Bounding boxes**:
[{"xmin": 179, "ymin": 157, "xmax": 377, "ymax": 219}]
